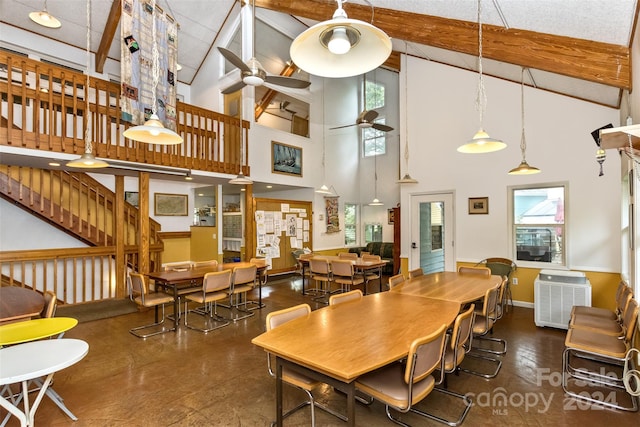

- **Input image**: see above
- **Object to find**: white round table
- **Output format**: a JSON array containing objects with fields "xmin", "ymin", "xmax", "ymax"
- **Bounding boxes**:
[{"xmin": 0, "ymin": 339, "xmax": 89, "ymax": 426}]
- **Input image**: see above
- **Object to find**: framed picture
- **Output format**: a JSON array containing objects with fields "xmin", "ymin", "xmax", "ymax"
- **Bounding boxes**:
[
  {"xmin": 154, "ymin": 193, "xmax": 188, "ymax": 216},
  {"xmin": 125, "ymin": 191, "xmax": 139, "ymax": 207},
  {"xmin": 388, "ymin": 208, "xmax": 395, "ymax": 224},
  {"xmin": 468, "ymin": 197, "xmax": 489, "ymax": 214},
  {"xmin": 272, "ymin": 141, "xmax": 302, "ymax": 177}
]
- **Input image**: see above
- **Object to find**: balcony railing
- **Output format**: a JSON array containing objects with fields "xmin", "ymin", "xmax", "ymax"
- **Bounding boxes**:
[{"xmin": 0, "ymin": 51, "xmax": 249, "ymax": 176}]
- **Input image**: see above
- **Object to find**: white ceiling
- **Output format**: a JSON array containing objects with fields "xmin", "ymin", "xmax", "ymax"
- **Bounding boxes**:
[{"xmin": 0, "ymin": 0, "xmax": 637, "ymax": 108}]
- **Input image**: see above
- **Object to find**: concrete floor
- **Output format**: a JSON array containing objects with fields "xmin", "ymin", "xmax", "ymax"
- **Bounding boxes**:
[{"xmin": 3, "ymin": 275, "xmax": 638, "ymax": 426}]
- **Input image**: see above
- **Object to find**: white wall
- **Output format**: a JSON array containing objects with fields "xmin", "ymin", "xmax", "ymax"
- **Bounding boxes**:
[{"xmin": 399, "ymin": 56, "xmax": 621, "ymax": 272}]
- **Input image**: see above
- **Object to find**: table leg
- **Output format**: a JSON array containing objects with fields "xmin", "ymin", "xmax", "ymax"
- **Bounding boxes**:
[
  {"xmin": 346, "ymin": 383, "xmax": 355, "ymax": 427},
  {"xmin": 276, "ymin": 357, "xmax": 283, "ymax": 427},
  {"xmin": 173, "ymin": 285, "xmax": 179, "ymax": 330},
  {"xmin": 0, "ymin": 387, "xmax": 26, "ymax": 427},
  {"xmin": 378, "ymin": 266, "xmax": 383, "ymax": 293},
  {"xmin": 301, "ymin": 264, "xmax": 307, "ymax": 295}
]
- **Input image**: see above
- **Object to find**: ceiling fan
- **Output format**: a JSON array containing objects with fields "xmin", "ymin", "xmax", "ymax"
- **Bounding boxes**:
[
  {"xmin": 329, "ymin": 73, "xmax": 393, "ymax": 132},
  {"xmin": 266, "ymin": 101, "xmax": 296, "ymax": 116},
  {"xmin": 219, "ymin": 0, "xmax": 310, "ymax": 95}
]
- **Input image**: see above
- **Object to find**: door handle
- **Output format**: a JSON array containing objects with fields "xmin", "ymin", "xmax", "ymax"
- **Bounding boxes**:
[{"xmin": 411, "ymin": 242, "xmax": 417, "ymax": 249}]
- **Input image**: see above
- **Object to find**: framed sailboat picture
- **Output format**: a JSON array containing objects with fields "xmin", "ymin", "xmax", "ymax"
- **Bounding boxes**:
[{"xmin": 272, "ymin": 141, "xmax": 302, "ymax": 177}]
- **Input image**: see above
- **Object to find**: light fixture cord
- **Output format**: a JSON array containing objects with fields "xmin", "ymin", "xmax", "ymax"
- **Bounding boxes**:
[
  {"xmin": 239, "ymin": 93, "xmax": 244, "ymax": 174},
  {"xmin": 403, "ymin": 42, "xmax": 410, "ymax": 172},
  {"xmin": 374, "ymin": 144, "xmax": 378, "ymax": 198},
  {"xmin": 520, "ymin": 67, "xmax": 527, "ymax": 161},
  {"xmin": 475, "ymin": 0, "xmax": 486, "ymax": 128},
  {"xmin": 321, "ymin": 83, "xmax": 327, "ymax": 183},
  {"xmin": 151, "ymin": 0, "xmax": 159, "ymax": 116},
  {"xmin": 83, "ymin": 0, "xmax": 92, "ymax": 155}
]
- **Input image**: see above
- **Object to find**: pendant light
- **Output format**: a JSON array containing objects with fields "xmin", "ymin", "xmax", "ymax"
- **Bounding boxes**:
[
  {"xmin": 369, "ymin": 146, "xmax": 383, "ymax": 206},
  {"xmin": 508, "ymin": 68, "xmax": 540, "ymax": 175},
  {"xmin": 316, "ymin": 83, "xmax": 333, "ymax": 194},
  {"xmin": 29, "ymin": 0, "xmax": 61, "ymax": 29},
  {"xmin": 67, "ymin": 0, "xmax": 108, "ymax": 169},
  {"xmin": 290, "ymin": 0, "xmax": 391, "ymax": 78},
  {"xmin": 122, "ymin": 0, "xmax": 183, "ymax": 145},
  {"xmin": 229, "ymin": 93, "xmax": 253, "ymax": 185},
  {"xmin": 457, "ymin": 0, "xmax": 506, "ymax": 154},
  {"xmin": 398, "ymin": 44, "xmax": 418, "ymax": 184}
]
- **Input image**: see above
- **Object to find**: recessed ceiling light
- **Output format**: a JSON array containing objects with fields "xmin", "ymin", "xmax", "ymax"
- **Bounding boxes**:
[
  {"xmin": 198, "ymin": 193, "xmax": 204, "ymax": 196},
  {"xmin": 266, "ymin": 185, "xmax": 273, "ymax": 189},
  {"xmin": 48, "ymin": 161, "xmax": 60, "ymax": 167},
  {"xmin": 241, "ymin": 188, "xmax": 246, "ymax": 192}
]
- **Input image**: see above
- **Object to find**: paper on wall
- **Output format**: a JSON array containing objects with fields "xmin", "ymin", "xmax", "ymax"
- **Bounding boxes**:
[
  {"xmin": 281, "ymin": 203, "xmax": 290, "ymax": 212},
  {"xmin": 290, "ymin": 236, "xmax": 299, "ymax": 248}
]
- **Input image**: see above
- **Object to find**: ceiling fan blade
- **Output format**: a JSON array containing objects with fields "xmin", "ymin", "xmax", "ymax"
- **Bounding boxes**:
[
  {"xmin": 221, "ymin": 80, "xmax": 247, "ymax": 94},
  {"xmin": 264, "ymin": 75, "xmax": 311, "ymax": 89},
  {"xmin": 329, "ymin": 124, "xmax": 357, "ymax": 130},
  {"xmin": 362, "ymin": 110, "xmax": 379, "ymax": 123},
  {"xmin": 218, "ymin": 47, "xmax": 251, "ymax": 73},
  {"xmin": 372, "ymin": 123, "xmax": 394, "ymax": 132}
]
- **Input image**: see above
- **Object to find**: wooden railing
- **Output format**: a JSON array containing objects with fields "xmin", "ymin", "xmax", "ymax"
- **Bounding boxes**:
[
  {"xmin": 0, "ymin": 51, "xmax": 250, "ymax": 176},
  {"xmin": 0, "ymin": 246, "xmax": 161, "ymax": 304},
  {"xmin": 0, "ymin": 165, "xmax": 161, "ymax": 247}
]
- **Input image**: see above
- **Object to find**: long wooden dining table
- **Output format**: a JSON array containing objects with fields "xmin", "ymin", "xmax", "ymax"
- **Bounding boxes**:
[
  {"xmin": 251, "ymin": 292, "xmax": 460, "ymax": 426},
  {"xmin": 390, "ymin": 271, "xmax": 502, "ymax": 305},
  {"xmin": 297, "ymin": 255, "xmax": 388, "ymax": 295},
  {"xmin": 0, "ymin": 287, "xmax": 45, "ymax": 324},
  {"xmin": 146, "ymin": 261, "xmax": 269, "ymax": 330}
]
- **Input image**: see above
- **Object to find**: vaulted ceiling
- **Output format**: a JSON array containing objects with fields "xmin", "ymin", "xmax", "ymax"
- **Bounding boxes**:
[{"xmin": 1, "ymin": 0, "xmax": 637, "ymax": 108}]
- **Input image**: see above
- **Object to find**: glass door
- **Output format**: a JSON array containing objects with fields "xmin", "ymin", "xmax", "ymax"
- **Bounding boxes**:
[{"xmin": 411, "ymin": 193, "xmax": 454, "ymax": 273}]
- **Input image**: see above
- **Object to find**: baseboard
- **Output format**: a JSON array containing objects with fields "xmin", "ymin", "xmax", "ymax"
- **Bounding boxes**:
[{"xmin": 512, "ymin": 300, "xmax": 534, "ymax": 309}]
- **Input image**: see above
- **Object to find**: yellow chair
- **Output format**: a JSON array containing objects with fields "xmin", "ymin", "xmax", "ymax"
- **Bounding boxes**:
[
  {"xmin": 228, "ymin": 265, "xmax": 257, "ymax": 320},
  {"xmin": 184, "ymin": 270, "xmax": 232, "ymax": 333},
  {"xmin": 330, "ymin": 260, "xmax": 364, "ymax": 294},
  {"xmin": 309, "ymin": 258, "xmax": 333, "ymax": 304},
  {"xmin": 129, "ymin": 273, "xmax": 176, "ymax": 338},
  {"xmin": 265, "ymin": 304, "xmax": 347, "ymax": 425}
]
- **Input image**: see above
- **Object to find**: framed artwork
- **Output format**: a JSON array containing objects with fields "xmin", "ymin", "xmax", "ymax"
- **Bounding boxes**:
[
  {"xmin": 125, "ymin": 191, "xmax": 139, "ymax": 207},
  {"xmin": 154, "ymin": 193, "xmax": 188, "ymax": 216},
  {"xmin": 388, "ymin": 209, "xmax": 395, "ymax": 224},
  {"xmin": 272, "ymin": 141, "xmax": 302, "ymax": 177},
  {"xmin": 325, "ymin": 196, "xmax": 340, "ymax": 233},
  {"xmin": 468, "ymin": 197, "xmax": 489, "ymax": 215}
]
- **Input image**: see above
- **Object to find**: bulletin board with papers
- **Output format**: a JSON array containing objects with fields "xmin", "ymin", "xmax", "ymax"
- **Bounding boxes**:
[{"xmin": 252, "ymin": 198, "xmax": 313, "ymax": 274}]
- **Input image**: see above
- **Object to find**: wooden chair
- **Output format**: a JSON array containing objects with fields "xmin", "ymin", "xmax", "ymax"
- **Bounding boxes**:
[
  {"xmin": 40, "ymin": 291, "xmax": 57, "ymax": 318},
  {"xmin": 356, "ymin": 324, "xmax": 467, "ymax": 426},
  {"xmin": 192, "ymin": 260, "xmax": 218, "ymax": 269},
  {"xmin": 361, "ymin": 254, "xmax": 382, "ymax": 291},
  {"xmin": 184, "ymin": 270, "xmax": 232, "ymax": 333},
  {"xmin": 266, "ymin": 304, "xmax": 347, "ymax": 425},
  {"xmin": 309, "ymin": 258, "xmax": 333, "ymax": 304},
  {"xmin": 129, "ymin": 273, "xmax": 176, "ymax": 338},
  {"xmin": 388, "ymin": 273, "xmax": 405, "ymax": 290},
  {"xmin": 330, "ymin": 260, "xmax": 364, "ymax": 294},
  {"xmin": 329, "ymin": 289, "xmax": 363, "ymax": 306},
  {"xmin": 408, "ymin": 267, "xmax": 424, "ymax": 279},
  {"xmin": 337, "ymin": 252, "xmax": 357, "ymax": 259},
  {"xmin": 228, "ymin": 265, "xmax": 257, "ymax": 320}
]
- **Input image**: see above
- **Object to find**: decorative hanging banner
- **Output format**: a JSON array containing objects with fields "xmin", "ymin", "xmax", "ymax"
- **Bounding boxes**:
[
  {"xmin": 120, "ymin": 0, "xmax": 178, "ymax": 129},
  {"xmin": 325, "ymin": 196, "xmax": 340, "ymax": 233}
]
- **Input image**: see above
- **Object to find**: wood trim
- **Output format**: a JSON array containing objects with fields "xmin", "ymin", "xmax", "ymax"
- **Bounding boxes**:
[
  {"xmin": 255, "ymin": 0, "xmax": 631, "ymax": 89},
  {"xmin": 158, "ymin": 231, "xmax": 192, "ymax": 239},
  {"xmin": 95, "ymin": 0, "xmax": 121, "ymax": 73}
]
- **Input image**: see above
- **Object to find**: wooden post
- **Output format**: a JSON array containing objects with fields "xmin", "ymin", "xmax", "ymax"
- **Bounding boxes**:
[
  {"xmin": 115, "ymin": 175, "xmax": 126, "ymax": 298},
  {"xmin": 138, "ymin": 173, "xmax": 150, "ymax": 273},
  {"xmin": 243, "ymin": 184, "xmax": 254, "ymax": 262}
]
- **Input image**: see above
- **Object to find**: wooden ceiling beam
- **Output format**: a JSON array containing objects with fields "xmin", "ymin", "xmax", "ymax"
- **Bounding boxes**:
[
  {"xmin": 95, "ymin": 0, "xmax": 121, "ymax": 73},
  {"xmin": 255, "ymin": 0, "xmax": 631, "ymax": 90}
]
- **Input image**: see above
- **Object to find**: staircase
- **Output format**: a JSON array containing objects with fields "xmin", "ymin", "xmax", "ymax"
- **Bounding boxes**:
[{"xmin": 0, "ymin": 164, "xmax": 161, "ymax": 263}]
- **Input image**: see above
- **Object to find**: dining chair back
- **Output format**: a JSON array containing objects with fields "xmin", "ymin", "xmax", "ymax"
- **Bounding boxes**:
[
  {"xmin": 388, "ymin": 273, "xmax": 405, "ymax": 290},
  {"xmin": 457, "ymin": 266, "xmax": 491, "ymax": 276},
  {"xmin": 128, "ymin": 272, "xmax": 176, "ymax": 338},
  {"xmin": 329, "ymin": 289, "xmax": 363, "ymax": 306},
  {"xmin": 192, "ymin": 260, "xmax": 218, "ymax": 269},
  {"xmin": 309, "ymin": 258, "xmax": 333, "ymax": 303},
  {"xmin": 184, "ymin": 270, "xmax": 232, "ymax": 332},
  {"xmin": 162, "ymin": 261, "xmax": 193, "ymax": 271},
  {"xmin": 229, "ymin": 265, "xmax": 257, "ymax": 320},
  {"xmin": 330, "ymin": 260, "xmax": 364, "ymax": 294},
  {"xmin": 355, "ymin": 324, "xmax": 469, "ymax": 425},
  {"xmin": 408, "ymin": 268, "xmax": 424, "ymax": 279},
  {"xmin": 40, "ymin": 291, "xmax": 57, "ymax": 318},
  {"xmin": 337, "ymin": 252, "xmax": 357, "ymax": 259},
  {"xmin": 250, "ymin": 257, "xmax": 269, "ymax": 286},
  {"xmin": 265, "ymin": 304, "xmax": 347, "ymax": 424}
]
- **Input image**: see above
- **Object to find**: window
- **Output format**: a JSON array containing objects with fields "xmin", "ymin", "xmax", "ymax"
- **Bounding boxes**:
[
  {"xmin": 363, "ymin": 79, "xmax": 386, "ymax": 157},
  {"xmin": 365, "ymin": 223, "xmax": 383, "ymax": 243},
  {"xmin": 344, "ymin": 203, "xmax": 358, "ymax": 246},
  {"xmin": 510, "ymin": 184, "xmax": 566, "ymax": 266}
]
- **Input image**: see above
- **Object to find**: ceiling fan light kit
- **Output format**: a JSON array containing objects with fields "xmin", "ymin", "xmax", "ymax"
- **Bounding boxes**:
[
  {"xmin": 29, "ymin": 0, "xmax": 61, "ymax": 28},
  {"xmin": 290, "ymin": 0, "xmax": 391, "ymax": 78}
]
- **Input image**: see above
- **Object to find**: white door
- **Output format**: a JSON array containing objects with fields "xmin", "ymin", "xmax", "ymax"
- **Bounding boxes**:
[{"xmin": 411, "ymin": 193, "xmax": 455, "ymax": 273}]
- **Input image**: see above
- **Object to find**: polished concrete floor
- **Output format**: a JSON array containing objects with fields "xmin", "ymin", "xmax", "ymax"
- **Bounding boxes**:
[{"xmin": 3, "ymin": 275, "xmax": 638, "ymax": 426}]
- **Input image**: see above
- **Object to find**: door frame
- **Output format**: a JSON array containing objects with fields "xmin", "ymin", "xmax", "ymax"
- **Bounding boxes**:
[{"xmin": 410, "ymin": 192, "xmax": 456, "ymax": 272}]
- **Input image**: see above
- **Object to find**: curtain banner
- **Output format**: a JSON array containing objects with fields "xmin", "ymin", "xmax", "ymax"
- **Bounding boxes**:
[
  {"xmin": 325, "ymin": 196, "xmax": 340, "ymax": 233},
  {"xmin": 120, "ymin": 0, "xmax": 178, "ymax": 129}
]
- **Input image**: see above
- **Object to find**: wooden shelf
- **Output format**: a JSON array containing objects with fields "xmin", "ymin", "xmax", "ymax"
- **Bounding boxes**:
[{"xmin": 600, "ymin": 124, "xmax": 640, "ymax": 150}]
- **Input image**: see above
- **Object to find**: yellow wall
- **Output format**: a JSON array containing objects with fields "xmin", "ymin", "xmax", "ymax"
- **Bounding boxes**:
[
  {"xmin": 162, "ymin": 237, "xmax": 191, "ymax": 263},
  {"xmin": 456, "ymin": 261, "xmax": 620, "ymax": 310},
  {"xmin": 190, "ymin": 226, "xmax": 220, "ymax": 262}
]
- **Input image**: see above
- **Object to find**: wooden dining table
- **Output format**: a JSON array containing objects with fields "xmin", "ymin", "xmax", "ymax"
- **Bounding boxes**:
[
  {"xmin": 297, "ymin": 255, "xmax": 388, "ymax": 295},
  {"xmin": 390, "ymin": 271, "xmax": 502, "ymax": 305},
  {"xmin": 251, "ymin": 292, "xmax": 460, "ymax": 426},
  {"xmin": 0, "ymin": 287, "xmax": 45, "ymax": 324},
  {"xmin": 146, "ymin": 261, "xmax": 269, "ymax": 330}
]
